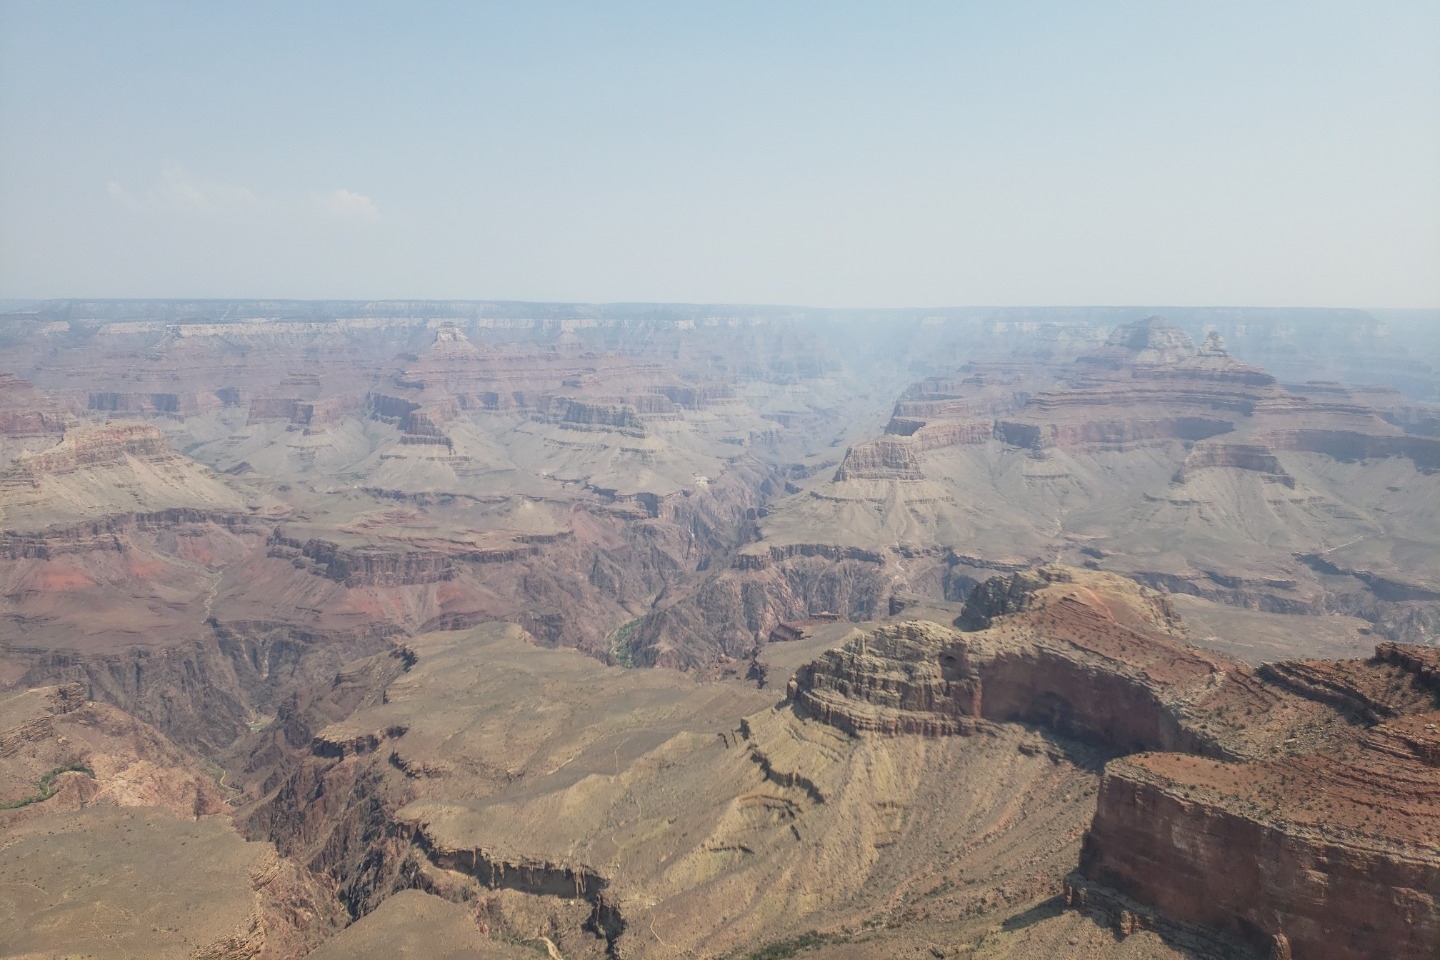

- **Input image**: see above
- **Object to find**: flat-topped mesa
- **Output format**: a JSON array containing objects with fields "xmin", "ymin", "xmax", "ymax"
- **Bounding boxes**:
[
  {"xmin": 266, "ymin": 528, "xmax": 538, "ymax": 587},
  {"xmin": 979, "ymin": 322, "xmax": 1291, "ymax": 452},
  {"xmin": 366, "ymin": 392, "xmax": 419, "ymax": 425},
  {"xmin": 883, "ymin": 372, "xmax": 1036, "ymax": 450},
  {"xmin": 651, "ymin": 382, "xmax": 736, "ymax": 409},
  {"xmin": 790, "ymin": 567, "xmax": 1230, "ymax": 755},
  {"xmin": 8, "ymin": 422, "xmax": 179, "ymax": 478},
  {"xmin": 833, "ymin": 437, "xmax": 925, "ymax": 481},
  {"xmin": 365, "ymin": 392, "xmax": 456, "ymax": 446},
  {"xmin": 539, "ymin": 398, "xmax": 648, "ymax": 438},
  {"xmin": 1172, "ymin": 442, "xmax": 1296, "ymax": 487}
]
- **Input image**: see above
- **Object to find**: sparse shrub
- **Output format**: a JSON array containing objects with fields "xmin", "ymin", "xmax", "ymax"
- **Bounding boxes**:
[
  {"xmin": 745, "ymin": 930, "xmax": 841, "ymax": 960},
  {"xmin": 0, "ymin": 764, "xmax": 95, "ymax": 810}
]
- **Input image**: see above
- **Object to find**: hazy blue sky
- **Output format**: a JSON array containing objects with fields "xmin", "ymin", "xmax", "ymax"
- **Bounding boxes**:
[{"xmin": 2, "ymin": 1, "xmax": 1437, "ymax": 306}]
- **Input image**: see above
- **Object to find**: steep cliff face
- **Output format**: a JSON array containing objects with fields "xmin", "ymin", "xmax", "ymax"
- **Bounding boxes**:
[
  {"xmin": 1081, "ymin": 708, "xmax": 1440, "ymax": 960},
  {"xmin": 789, "ymin": 569, "xmax": 1222, "ymax": 756},
  {"xmin": 87, "ymin": 390, "xmax": 229, "ymax": 416},
  {"xmin": 547, "ymin": 398, "xmax": 649, "ymax": 437},
  {"xmin": 8, "ymin": 422, "xmax": 174, "ymax": 475},
  {"xmin": 786, "ymin": 569, "xmax": 1440, "ymax": 957},
  {"xmin": 16, "ymin": 620, "xmax": 398, "ymax": 754},
  {"xmin": 833, "ymin": 437, "xmax": 926, "ymax": 481},
  {"xmin": 652, "ymin": 382, "xmax": 735, "ymax": 409}
]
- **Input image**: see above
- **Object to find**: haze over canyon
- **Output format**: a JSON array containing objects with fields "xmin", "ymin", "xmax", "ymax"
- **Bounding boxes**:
[{"xmin": 0, "ymin": 300, "xmax": 1436, "ymax": 960}]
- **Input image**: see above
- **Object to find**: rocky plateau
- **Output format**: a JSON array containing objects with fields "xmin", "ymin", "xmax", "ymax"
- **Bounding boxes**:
[{"xmin": 0, "ymin": 301, "xmax": 1435, "ymax": 958}]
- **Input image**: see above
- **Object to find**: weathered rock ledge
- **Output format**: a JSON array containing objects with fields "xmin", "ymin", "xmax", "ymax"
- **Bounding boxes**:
[
  {"xmin": 789, "ymin": 569, "xmax": 1227, "ymax": 757},
  {"xmin": 786, "ymin": 566, "xmax": 1440, "ymax": 959}
]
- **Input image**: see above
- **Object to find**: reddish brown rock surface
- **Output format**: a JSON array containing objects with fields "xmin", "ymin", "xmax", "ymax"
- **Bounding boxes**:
[
  {"xmin": 788, "ymin": 568, "xmax": 1440, "ymax": 958},
  {"xmin": 1, "ymin": 302, "xmax": 1436, "ymax": 958}
]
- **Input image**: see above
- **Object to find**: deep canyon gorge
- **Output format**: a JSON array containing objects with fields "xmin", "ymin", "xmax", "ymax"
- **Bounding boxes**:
[{"xmin": 0, "ymin": 301, "xmax": 1436, "ymax": 959}]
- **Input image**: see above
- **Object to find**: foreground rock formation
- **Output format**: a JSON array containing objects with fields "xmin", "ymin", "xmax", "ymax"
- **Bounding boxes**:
[{"xmin": 790, "ymin": 567, "xmax": 1440, "ymax": 960}]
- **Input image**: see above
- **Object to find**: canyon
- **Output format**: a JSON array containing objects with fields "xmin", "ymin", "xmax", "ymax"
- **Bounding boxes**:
[{"xmin": 0, "ymin": 301, "xmax": 1436, "ymax": 958}]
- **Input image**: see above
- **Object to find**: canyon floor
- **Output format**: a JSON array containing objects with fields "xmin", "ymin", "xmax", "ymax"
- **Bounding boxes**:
[{"xmin": 0, "ymin": 302, "xmax": 1436, "ymax": 959}]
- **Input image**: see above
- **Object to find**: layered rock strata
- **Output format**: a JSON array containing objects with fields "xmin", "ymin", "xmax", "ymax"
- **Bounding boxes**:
[{"xmin": 787, "ymin": 566, "xmax": 1440, "ymax": 959}]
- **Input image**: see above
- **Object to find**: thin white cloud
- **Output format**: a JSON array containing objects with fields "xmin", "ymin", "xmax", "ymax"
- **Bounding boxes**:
[
  {"xmin": 105, "ymin": 167, "xmax": 378, "ymax": 226},
  {"xmin": 157, "ymin": 164, "xmax": 259, "ymax": 214},
  {"xmin": 106, "ymin": 180, "xmax": 143, "ymax": 210},
  {"xmin": 323, "ymin": 188, "xmax": 379, "ymax": 220}
]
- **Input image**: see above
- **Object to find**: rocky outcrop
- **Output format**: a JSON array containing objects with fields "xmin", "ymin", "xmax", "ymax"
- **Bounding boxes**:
[
  {"xmin": 833, "ymin": 437, "xmax": 925, "ymax": 481},
  {"xmin": 1081, "ymin": 706, "xmax": 1440, "ymax": 960},
  {"xmin": 786, "ymin": 569, "xmax": 1440, "ymax": 958},
  {"xmin": 0, "ymin": 683, "xmax": 229, "ymax": 824},
  {"xmin": 652, "ymin": 383, "xmax": 735, "ymax": 409},
  {"xmin": 1173, "ymin": 442, "xmax": 1295, "ymax": 486},
  {"xmin": 955, "ymin": 570, "xmax": 1047, "ymax": 630},
  {"xmin": 248, "ymin": 396, "xmax": 358, "ymax": 427},
  {"xmin": 790, "ymin": 570, "xmax": 1222, "ymax": 755},
  {"xmin": 544, "ymin": 398, "xmax": 648, "ymax": 438},
  {"xmin": 1265, "ymin": 428, "xmax": 1440, "ymax": 471},
  {"xmin": 1090, "ymin": 316, "xmax": 1201, "ymax": 365},
  {"xmin": 788, "ymin": 621, "xmax": 987, "ymax": 737},
  {"xmin": 6, "ymin": 422, "xmax": 173, "ymax": 479},
  {"xmin": 0, "ymin": 372, "xmax": 70, "ymax": 437},
  {"xmin": 415, "ymin": 833, "xmax": 625, "ymax": 948},
  {"xmin": 0, "ymin": 507, "xmax": 264, "ymax": 559}
]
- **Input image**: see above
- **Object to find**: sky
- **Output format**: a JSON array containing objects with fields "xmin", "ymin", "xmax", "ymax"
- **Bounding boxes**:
[{"xmin": 1, "ymin": 1, "xmax": 1437, "ymax": 307}]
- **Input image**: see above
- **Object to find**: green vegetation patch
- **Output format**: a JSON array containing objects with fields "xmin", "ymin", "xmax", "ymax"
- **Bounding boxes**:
[
  {"xmin": 0, "ymin": 763, "xmax": 95, "ymax": 810},
  {"xmin": 605, "ymin": 617, "xmax": 644, "ymax": 667},
  {"xmin": 744, "ymin": 930, "xmax": 843, "ymax": 960}
]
